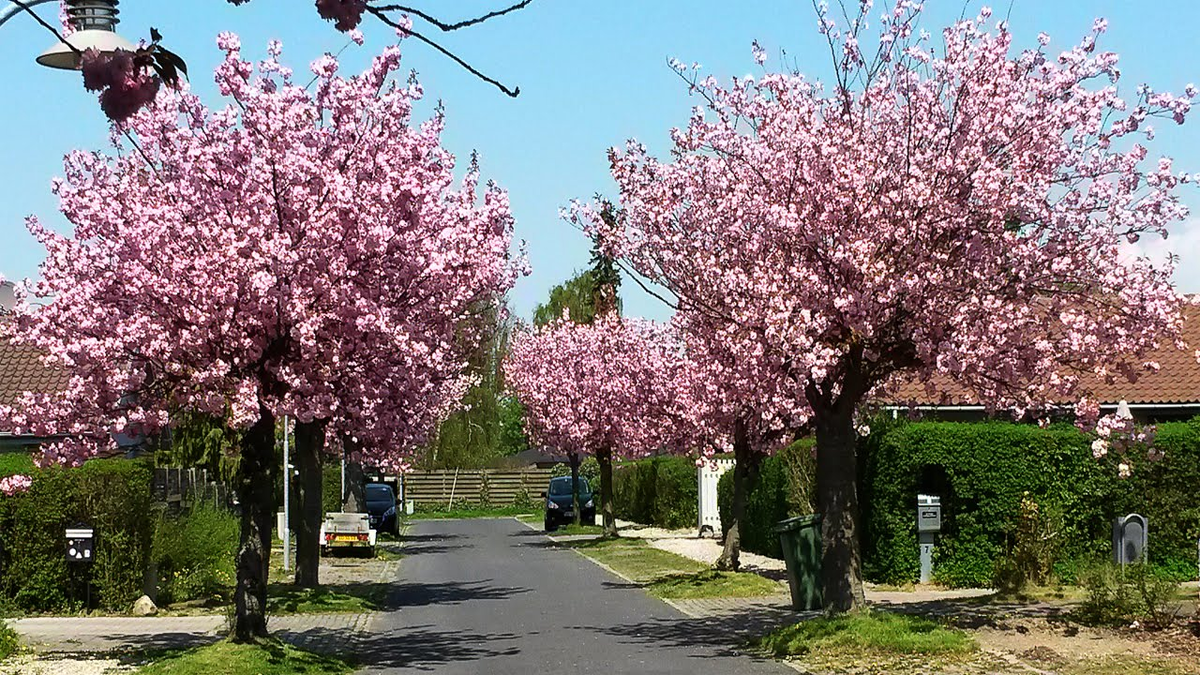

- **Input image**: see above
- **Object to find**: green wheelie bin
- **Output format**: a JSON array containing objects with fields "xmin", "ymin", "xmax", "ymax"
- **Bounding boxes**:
[{"xmin": 774, "ymin": 514, "xmax": 823, "ymax": 611}]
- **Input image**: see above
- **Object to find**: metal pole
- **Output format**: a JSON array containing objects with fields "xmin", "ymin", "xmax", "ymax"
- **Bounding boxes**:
[
  {"xmin": 0, "ymin": 0, "xmax": 60, "ymax": 29},
  {"xmin": 341, "ymin": 450, "xmax": 346, "ymax": 510},
  {"xmin": 282, "ymin": 415, "xmax": 290, "ymax": 572}
]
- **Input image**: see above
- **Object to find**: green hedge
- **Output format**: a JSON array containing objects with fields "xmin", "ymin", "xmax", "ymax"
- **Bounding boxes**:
[
  {"xmin": 153, "ymin": 502, "xmax": 239, "ymax": 606},
  {"xmin": 612, "ymin": 456, "xmax": 698, "ymax": 529},
  {"xmin": 716, "ymin": 440, "xmax": 816, "ymax": 559},
  {"xmin": 864, "ymin": 419, "xmax": 1200, "ymax": 587},
  {"xmin": 0, "ymin": 453, "xmax": 34, "ymax": 479},
  {"xmin": 0, "ymin": 458, "xmax": 154, "ymax": 613}
]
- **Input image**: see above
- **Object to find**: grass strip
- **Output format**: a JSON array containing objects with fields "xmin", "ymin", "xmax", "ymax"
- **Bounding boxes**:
[
  {"xmin": 136, "ymin": 640, "xmax": 354, "ymax": 675},
  {"xmin": 410, "ymin": 506, "xmax": 539, "ymax": 520},
  {"xmin": 648, "ymin": 569, "xmax": 781, "ymax": 599},
  {"xmin": 754, "ymin": 611, "xmax": 975, "ymax": 659}
]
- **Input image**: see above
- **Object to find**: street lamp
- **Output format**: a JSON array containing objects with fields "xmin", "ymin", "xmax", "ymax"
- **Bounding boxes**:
[{"xmin": 0, "ymin": 0, "xmax": 135, "ymax": 70}]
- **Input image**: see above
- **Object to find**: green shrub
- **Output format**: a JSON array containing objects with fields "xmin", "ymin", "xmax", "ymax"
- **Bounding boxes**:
[
  {"xmin": 613, "ymin": 456, "xmax": 698, "ymax": 529},
  {"xmin": 0, "ymin": 619, "xmax": 18, "ymax": 661},
  {"xmin": 0, "ymin": 458, "xmax": 154, "ymax": 613},
  {"xmin": 716, "ymin": 440, "xmax": 816, "ymax": 559},
  {"xmin": 0, "ymin": 453, "xmax": 34, "ymax": 479},
  {"xmin": 992, "ymin": 493, "xmax": 1065, "ymax": 594},
  {"xmin": 153, "ymin": 503, "xmax": 239, "ymax": 606},
  {"xmin": 1075, "ymin": 562, "xmax": 1183, "ymax": 628},
  {"xmin": 862, "ymin": 419, "xmax": 1200, "ymax": 587}
]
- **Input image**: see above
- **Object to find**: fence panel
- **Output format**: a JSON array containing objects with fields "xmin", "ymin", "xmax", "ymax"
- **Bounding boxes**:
[
  {"xmin": 403, "ymin": 468, "xmax": 554, "ymax": 506},
  {"xmin": 698, "ymin": 459, "xmax": 734, "ymax": 536}
]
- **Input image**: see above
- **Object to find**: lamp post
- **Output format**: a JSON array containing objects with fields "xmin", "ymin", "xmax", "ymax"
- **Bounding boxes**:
[{"xmin": 0, "ymin": 0, "xmax": 135, "ymax": 69}]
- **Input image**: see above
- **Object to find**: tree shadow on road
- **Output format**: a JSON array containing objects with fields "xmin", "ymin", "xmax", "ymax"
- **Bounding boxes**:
[
  {"xmin": 575, "ymin": 611, "xmax": 799, "ymax": 661},
  {"xmin": 385, "ymin": 579, "xmax": 531, "ymax": 608},
  {"xmin": 294, "ymin": 624, "xmax": 523, "ymax": 670}
]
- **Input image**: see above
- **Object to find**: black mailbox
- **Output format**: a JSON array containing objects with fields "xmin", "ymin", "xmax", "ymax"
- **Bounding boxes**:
[{"xmin": 66, "ymin": 527, "xmax": 95, "ymax": 563}]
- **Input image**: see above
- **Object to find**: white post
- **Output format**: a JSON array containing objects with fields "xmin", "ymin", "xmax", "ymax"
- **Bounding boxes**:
[{"xmin": 282, "ymin": 415, "xmax": 290, "ymax": 572}]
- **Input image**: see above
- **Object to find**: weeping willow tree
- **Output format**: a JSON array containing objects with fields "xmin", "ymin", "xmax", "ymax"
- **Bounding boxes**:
[{"xmin": 422, "ymin": 299, "xmax": 521, "ymax": 470}]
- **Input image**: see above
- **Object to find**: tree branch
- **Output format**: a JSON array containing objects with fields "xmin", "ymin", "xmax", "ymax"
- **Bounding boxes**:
[
  {"xmin": 371, "ymin": 0, "xmax": 533, "ymax": 32},
  {"xmin": 366, "ymin": 7, "xmax": 520, "ymax": 97},
  {"xmin": 8, "ymin": 0, "xmax": 79, "ymax": 54}
]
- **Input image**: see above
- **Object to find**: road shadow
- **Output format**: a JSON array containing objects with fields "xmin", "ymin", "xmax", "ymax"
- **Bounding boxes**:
[
  {"xmin": 387, "ymin": 578, "xmax": 531, "ymax": 608},
  {"xmin": 294, "ymin": 623, "xmax": 522, "ymax": 670},
  {"xmin": 576, "ymin": 614, "xmax": 793, "ymax": 661},
  {"xmin": 399, "ymin": 532, "xmax": 464, "ymax": 543},
  {"xmin": 397, "ymin": 541, "xmax": 470, "ymax": 557}
]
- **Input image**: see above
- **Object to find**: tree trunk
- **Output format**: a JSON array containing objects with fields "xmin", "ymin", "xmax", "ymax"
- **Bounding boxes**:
[
  {"xmin": 293, "ymin": 419, "xmax": 326, "ymax": 588},
  {"xmin": 715, "ymin": 423, "xmax": 758, "ymax": 572},
  {"xmin": 815, "ymin": 403, "xmax": 867, "ymax": 613},
  {"xmin": 569, "ymin": 452, "xmax": 581, "ymax": 527},
  {"xmin": 342, "ymin": 435, "xmax": 366, "ymax": 513},
  {"xmin": 232, "ymin": 407, "xmax": 276, "ymax": 642},
  {"xmin": 597, "ymin": 446, "xmax": 617, "ymax": 537}
]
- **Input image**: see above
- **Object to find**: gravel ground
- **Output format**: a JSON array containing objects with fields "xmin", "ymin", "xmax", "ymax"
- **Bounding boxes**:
[{"xmin": 0, "ymin": 654, "xmax": 136, "ymax": 675}]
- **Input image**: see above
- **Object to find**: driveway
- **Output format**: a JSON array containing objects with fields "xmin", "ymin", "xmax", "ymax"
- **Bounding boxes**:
[{"xmin": 360, "ymin": 518, "xmax": 790, "ymax": 674}]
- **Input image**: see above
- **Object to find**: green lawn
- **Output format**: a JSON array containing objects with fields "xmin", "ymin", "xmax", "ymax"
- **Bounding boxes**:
[
  {"xmin": 648, "ymin": 569, "xmax": 782, "ymax": 599},
  {"xmin": 136, "ymin": 640, "xmax": 353, "ymax": 675},
  {"xmin": 566, "ymin": 537, "xmax": 706, "ymax": 583},
  {"xmin": 551, "ymin": 524, "xmax": 605, "ymax": 536},
  {"xmin": 754, "ymin": 611, "xmax": 976, "ymax": 659}
]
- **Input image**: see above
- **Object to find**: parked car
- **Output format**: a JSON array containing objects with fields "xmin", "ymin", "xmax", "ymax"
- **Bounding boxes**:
[
  {"xmin": 365, "ymin": 482, "xmax": 399, "ymax": 535},
  {"xmin": 543, "ymin": 475, "xmax": 595, "ymax": 531}
]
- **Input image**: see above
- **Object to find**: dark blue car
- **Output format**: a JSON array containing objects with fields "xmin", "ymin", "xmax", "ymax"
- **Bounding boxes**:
[
  {"xmin": 365, "ymin": 483, "xmax": 399, "ymax": 535},
  {"xmin": 543, "ymin": 476, "xmax": 595, "ymax": 531}
]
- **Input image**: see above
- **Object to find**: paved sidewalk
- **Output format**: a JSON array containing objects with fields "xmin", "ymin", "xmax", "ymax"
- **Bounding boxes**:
[{"xmin": 10, "ymin": 612, "xmax": 375, "ymax": 655}]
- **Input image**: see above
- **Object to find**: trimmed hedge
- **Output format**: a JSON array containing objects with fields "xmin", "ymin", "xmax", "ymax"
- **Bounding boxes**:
[
  {"xmin": 153, "ymin": 502, "xmax": 239, "ymax": 606},
  {"xmin": 716, "ymin": 440, "xmax": 816, "ymax": 559},
  {"xmin": 0, "ymin": 458, "xmax": 154, "ymax": 613},
  {"xmin": 863, "ymin": 419, "xmax": 1200, "ymax": 587},
  {"xmin": 613, "ymin": 456, "xmax": 698, "ymax": 529}
]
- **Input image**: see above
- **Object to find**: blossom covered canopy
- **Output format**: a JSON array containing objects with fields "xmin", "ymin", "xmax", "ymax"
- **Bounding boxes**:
[
  {"xmin": 505, "ymin": 316, "xmax": 692, "ymax": 459},
  {"xmin": 0, "ymin": 35, "xmax": 523, "ymax": 471},
  {"xmin": 579, "ymin": 5, "xmax": 1193, "ymax": 421}
]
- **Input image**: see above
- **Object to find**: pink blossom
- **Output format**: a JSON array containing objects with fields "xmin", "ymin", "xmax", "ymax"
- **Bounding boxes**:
[
  {"xmin": 0, "ymin": 474, "xmax": 32, "ymax": 496},
  {"xmin": 316, "ymin": 0, "xmax": 367, "ymax": 32},
  {"xmin": 80, "ymin": 48, "xmax": 161, "ymax": 123}
]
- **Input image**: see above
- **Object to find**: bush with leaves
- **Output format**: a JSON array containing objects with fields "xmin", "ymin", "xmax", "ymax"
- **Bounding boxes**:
[
  {"xmin": 612, "ymin": 456, "xmax": 699, "ymax": 530},
  {"xmin": 0, "ymin": 458, "xmax": 153, "ymax": 613},
  {"xmin": 716, "ymin": 440, "xmax": 816, "ymax": 559},
  {"xmin": 1075, "ymin": 562, "xmax": 1183, "ymax": 628},
  {"xmin": 992, "ymin": 494, "xmax": 1065, "ymax": 595},
  {"xmin": 0, "ymin": 619, "xmax": 17, "ymax": 661},
  {"xmin": 152, "ymin": 503, "xmax": 239, "ymax": 606}
]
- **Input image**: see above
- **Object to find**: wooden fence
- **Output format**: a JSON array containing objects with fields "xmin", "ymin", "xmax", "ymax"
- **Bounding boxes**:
[
  {"xmin": 152, "ymin": 467, "xmax": 233, "ymax": 512},
  {"xmin": 403, "ymin": 468, "xmax": 554, "ymax": 507}
]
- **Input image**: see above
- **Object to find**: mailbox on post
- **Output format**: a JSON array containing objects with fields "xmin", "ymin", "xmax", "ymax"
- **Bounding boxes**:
[
  {"xmin": 65, "ymin": 526, "xmax": 94, "ymax": 563},
  {"xmin": 1112, "ymin": 513, "xmax": 1148, "ymax": 566},
  {"xmin": 917, "ymin": 494, "xmax": 941, "ymax": 583}
]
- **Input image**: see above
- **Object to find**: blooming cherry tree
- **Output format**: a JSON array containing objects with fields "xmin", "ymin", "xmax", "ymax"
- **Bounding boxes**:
[
  {"xmin": 2, "ymin": 35, "xmax": 521, "ymax": 638},
  {"xmin": 506, "ymin": 316, "xmax": 691, "ymax": 537},
  {"xmin": 579, "ymin": 3, "xmax": 1192, "ymax": 611}
]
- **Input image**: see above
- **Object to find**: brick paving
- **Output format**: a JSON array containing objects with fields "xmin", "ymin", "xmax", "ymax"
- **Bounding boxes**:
[{"xmin": 10, "ymin": 612, "xmax": 375, "ymax": 655}]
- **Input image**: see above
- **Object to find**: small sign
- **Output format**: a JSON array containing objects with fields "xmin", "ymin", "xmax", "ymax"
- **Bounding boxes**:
[{"xmin": 66, "ymin": 527, "xmax": 95, "ymax": 563}]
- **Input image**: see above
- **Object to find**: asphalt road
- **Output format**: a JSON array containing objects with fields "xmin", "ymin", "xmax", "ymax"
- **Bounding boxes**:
[{"xmin": 361, "ymin": 518, "xmax": 792, "ymax": 674}]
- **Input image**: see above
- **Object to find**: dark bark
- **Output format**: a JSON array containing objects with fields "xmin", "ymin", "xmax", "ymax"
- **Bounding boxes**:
[
  {"xmin": 569, "ymin": 452, "xmax": 581, "ymax": 527},
  {"xmin": 715, "ymin": 422, "xmax": 759, "ymax": 572},
  {"xmin": 815, "ymin": 402, "xmax": 867, "ymax": 613},
  {"xmin": 293, "ymin": 419, "xmax": 326, "ymax": 588},
  {"xmin": 342, "ymin": 435, "xmax": 366, "ymax": 513},
  {"xmin": 597, "ymin": 446, "xmax": 617, "ymax": 537},
  {"xmin": 232, "ymin": 406, "xmax": 276, "ymax": 641}
]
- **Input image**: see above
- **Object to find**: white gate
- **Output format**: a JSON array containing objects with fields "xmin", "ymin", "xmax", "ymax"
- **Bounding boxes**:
[{"xmin": 698, "ymin": 458, "xmax": 734, "ymax": 536}]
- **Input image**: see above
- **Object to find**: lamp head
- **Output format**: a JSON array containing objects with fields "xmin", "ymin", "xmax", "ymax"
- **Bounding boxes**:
[{"xmin": 36, "ymin": 0, "xmax": 135, "ymax": 70}]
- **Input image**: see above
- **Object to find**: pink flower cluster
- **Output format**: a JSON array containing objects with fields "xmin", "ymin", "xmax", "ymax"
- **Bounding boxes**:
[
  {"xmin": 0, "ymin": 474, "xmax": 32, "ymax": 497},
  {"xmin": 575, "ymin": 2, "xmax": 1191, "ymax": 458},
  {"xmin": 80, "ymin": 48, "xmax": 161, "ymax": 123},
  {"xmin": 3, "ymin": 36, "xmax": 524, "ymax": 470},
  {"xmin": 505, "ymin": 316, "xmax": 693, "ymax": 459}
]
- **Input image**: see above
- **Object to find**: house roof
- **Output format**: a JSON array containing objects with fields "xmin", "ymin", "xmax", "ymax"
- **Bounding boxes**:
[
  {"xmin": 0, "ymin": 336, "xmax": 68, "ymax": 408},
  {"xmin": 883, "ymin": 303, "xmax": 1200, "ymax": 407}
]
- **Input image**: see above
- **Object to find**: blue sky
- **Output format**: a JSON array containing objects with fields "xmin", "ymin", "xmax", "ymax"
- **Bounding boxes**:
[{"xmin": 1, "ymin": 0, "xmax": 1198, "ymax": 322}]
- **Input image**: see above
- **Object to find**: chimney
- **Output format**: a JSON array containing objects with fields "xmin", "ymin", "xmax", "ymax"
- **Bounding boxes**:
[{"xmin": 0, "ymin": 281, "xmax": 14, "ymax": 313}]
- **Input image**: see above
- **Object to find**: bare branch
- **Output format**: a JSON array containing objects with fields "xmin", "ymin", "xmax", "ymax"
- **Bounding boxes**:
[
  {"xmin": 9, "ymin": 0, "xmax": 79, "ymax": 54},
  {"xmin": 366, "ymin": 7, "xmax": 520, "ymax": 97},
  {"xmin": 371, "ymin": 0, "xmax": 533, "ymax": 32}
]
